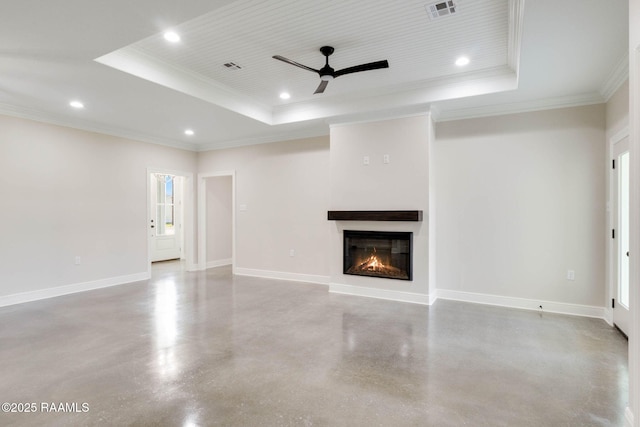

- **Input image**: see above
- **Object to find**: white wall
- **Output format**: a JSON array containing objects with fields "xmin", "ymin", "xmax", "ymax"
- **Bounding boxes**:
[
  {"xmin": 198, "ymin": 136, "xmax": 331, "ymax": 279},
  {"xmin": 206, "ymin": 175, "xmax": 232, "ymax": 265},
  {"xmin": 0, "ymin": 114, "xmax": 197, "ymax": 299},
  {"xmin": 329, "ymin": 115, "xmax": 431, "ymax": 300},
  {"xmin": 434, "ymin": 104, "xmax": 606, "ymax": 308}
]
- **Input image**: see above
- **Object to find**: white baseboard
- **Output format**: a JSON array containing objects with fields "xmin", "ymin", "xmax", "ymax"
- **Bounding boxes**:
[
  {"xmin": 234, "ymin": 268, "xmax": 330, "ymax": 285},
  {"xmin": 436, "ymin": 289, "xmax": 606, "ymax": 319},
  {"xmin": 206, "ymin": 258, "xmax": 232, "ymax": 269},
  {"xmin": 604, "ymin": 307, "xmax": 614, "ymax": 326},
  {"xmin": 329, "ymin": 283, "xmax": 431, "ymax": 305},
  {"xmin": 428, "ymin": 290, "xmax": 438, "ymax": 305},
  {"xmin": 186, "ymin": 262, "xmax": 200, "ymax": 272},
  {"xmin": 624, "ymin": 407, "xmax": 634, "ymax": 427},
  {"xmin": 0, "ymin": 272, "xmax": 150, "ymax": 308}
]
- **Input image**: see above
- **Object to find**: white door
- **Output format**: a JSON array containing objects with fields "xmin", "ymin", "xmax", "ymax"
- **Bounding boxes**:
[
  {"xmin": 150, "ymin": 173, "xmax": 182, "ymax": 262},
  {"xmin": 613, "ymin": 137, "xmax": 630, "ymax": 335}
]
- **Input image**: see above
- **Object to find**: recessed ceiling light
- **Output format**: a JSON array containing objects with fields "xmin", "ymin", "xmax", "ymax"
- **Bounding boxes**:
[
  {"xmin": 279, "ymin": 92, "xmax": 291, "ymax": 100},
  {"xmin": 184, "ymin": 129, "xmax": 194, "ymax": 136},
  {"xmin": 69, "ymin": 100, "xmax": 84, "ymax": 109},
  {"xmin": 455, "ymin": 56, "xmax": 470, "ymax": 66},
  {"xmin": 164, "ymin": 31, "xmax": 181, "ymax": 43}
]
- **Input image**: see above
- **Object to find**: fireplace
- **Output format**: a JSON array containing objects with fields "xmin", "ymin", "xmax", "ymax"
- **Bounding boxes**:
[{"xmin": 343, "ymin": 230, "xmax": 412, "ymax": 281}]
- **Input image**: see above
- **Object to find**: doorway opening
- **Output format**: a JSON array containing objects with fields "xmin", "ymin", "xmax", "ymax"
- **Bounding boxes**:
[{"xmin": 198, "ymin": 171, "xmax": 235, "ymax": 271}]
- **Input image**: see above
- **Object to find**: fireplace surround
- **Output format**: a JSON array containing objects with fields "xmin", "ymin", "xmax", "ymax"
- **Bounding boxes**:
[{"xmin": 343, "ymin": 230, "xmax": 413, "ymax": 281}]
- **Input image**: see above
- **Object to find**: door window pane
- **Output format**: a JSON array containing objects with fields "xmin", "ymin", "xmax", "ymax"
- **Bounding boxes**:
[
  {"xmin": 155, "ymin": 174, "xmax": 175, "ymax": 236},
  {"xmin": 619, "ymin": 152, "xmax": 630, "ymax": 308}
]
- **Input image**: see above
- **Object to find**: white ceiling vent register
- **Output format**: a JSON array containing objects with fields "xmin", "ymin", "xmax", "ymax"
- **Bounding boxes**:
[{"xmin": 425, "ymin": 1, "xmax": 457, "ymax": 20}]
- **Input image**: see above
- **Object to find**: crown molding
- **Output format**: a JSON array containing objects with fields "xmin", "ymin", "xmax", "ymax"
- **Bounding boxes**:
[
  {"xmin": 0, "ymin": 93, "xmax": 326, "ymax": 154},
  {"xmin": 600, "ymin": 53, "xmax": 629, "ymax": 101},
  {"xmin": 3, "ymin": 90, "xmax": 608, "ymax": 154},
  {"xmin": 0, "ymin": 102, "xmax": 198, "ymax": 151},
  {"xmin": 1, "ymin": 89, "xmax": 608, "ymax": 154},
  {"xmin": 434, "ymin": 91, "xmax": 605, "ymax": 122}
]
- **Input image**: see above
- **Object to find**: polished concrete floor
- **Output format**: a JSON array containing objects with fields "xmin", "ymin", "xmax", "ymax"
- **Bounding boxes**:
[{"xmin": 0, "ymin": 262, "xmax": 628, "ymax": 426}]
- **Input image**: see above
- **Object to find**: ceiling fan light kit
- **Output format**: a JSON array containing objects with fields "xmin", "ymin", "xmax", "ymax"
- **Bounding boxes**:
[{"xmin": 273, "ymin": 46, "xmax": 389, "ymax": 94}]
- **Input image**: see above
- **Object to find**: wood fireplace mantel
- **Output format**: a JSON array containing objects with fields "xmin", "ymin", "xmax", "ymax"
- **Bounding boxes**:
[{"xmin": 327, "ymin": 210, "xmax": 423, "ymax": 222}]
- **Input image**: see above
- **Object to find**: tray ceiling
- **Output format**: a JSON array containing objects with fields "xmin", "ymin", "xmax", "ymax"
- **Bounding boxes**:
[{"xmin": 97, "ymin": 0, "xmax": 519, "ymax": 125}]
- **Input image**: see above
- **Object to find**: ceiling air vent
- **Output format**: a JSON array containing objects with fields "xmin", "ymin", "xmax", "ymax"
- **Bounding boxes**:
[
  {"xmin": 223, "ymin": 62, "xmax": 242, "ymax": 70},
  {"xmin": 425, "ymin": 1, "xmax": 457, "ymax": 20}
]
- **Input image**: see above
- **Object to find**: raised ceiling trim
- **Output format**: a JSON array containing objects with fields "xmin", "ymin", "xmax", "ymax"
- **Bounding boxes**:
[
  {"xmin": 507, "ymin": 0, "xmax": 525, "ymax": 76},
  {"xmin": 95, "ymin": 48, "xmax": 274, "ymax": 125},
  {"xmin": 98, "ymin": 42, "xmax": 519, "ymax": 127},
  {"xmin": 273, "ymin": 66, "xmax": 518, "ymax": 125},
  {"xmin": 600, "ymin": 53, "xmax": 629, "ymax": 101}
]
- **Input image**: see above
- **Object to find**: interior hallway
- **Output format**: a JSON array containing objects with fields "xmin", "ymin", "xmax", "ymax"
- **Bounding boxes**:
[{"xmin": 0, "ymin": 263, "xmax": 628, "ymax": 426}]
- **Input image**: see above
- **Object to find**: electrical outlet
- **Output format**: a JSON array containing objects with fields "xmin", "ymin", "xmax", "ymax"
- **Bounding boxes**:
[
  {"xmin": 289, "ymin": 249, "xmax": 295, "ymax": 257},
  {"xmin": 363, "ymin": 156, "xmax": 370, "ymax": 165},
  {"xmin": 383, "ymin": 154, "xmax": 390, "ymax": 164},
  {"xmin": 75, "ymin": 256, "xmax": 81, "ymax": 265},
  {"xmin": 567, "ymin": 270, "xmax": 575, "ymax": 281}
]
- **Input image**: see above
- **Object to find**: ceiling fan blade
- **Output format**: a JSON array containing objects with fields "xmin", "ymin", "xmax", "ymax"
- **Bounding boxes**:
[
  {"xmin": 272, "ymin": 55, "xmax": 319, "ymax": 73},
  {"xmin": 314, "ymin": 80, "xmax": 329, "ymax": 94},
  {"xmin": 334, "ymin": 60, "xmax": 389, "ymax": 77}
]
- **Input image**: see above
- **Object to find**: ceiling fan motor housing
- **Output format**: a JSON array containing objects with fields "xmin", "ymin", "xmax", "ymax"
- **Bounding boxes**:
[
  {"xmin": 320, "ymin": 67, "xmax": 335, "ymax": 80},
  {"xmin": 320, "ymin": 46, "xmax": 335, "ymax": 56}
]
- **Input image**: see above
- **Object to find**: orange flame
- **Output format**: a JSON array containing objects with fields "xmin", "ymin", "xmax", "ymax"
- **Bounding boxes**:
[{"xmin": 361, "ymin": 248, "xmax": 385, "ymax": 271}]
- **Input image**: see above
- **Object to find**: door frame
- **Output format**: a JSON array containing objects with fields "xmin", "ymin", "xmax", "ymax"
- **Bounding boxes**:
[
  {"xmin": 150, "ymin": 173, "xmax": 183, "ymax": 262},
  {"xmin": 147, "ymin": 167, "xmax": 195, "ymax": 275},
  {"xmin": 608, "ymin": 127, "xmax": 629, "ymax": 326},
  {"xmin": 197, "ymin": 170, "xmax": 236, "ymax": 272},
  {"xmin": 609, "ymin": 128, "xmax": 630, "ymax": 331}
]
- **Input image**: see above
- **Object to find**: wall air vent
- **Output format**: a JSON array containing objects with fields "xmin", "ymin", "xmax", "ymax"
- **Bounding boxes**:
[
  {"xmin": 223, "ymin": 62, "xmax": 242, "ymax": 70},
  {"xmin": 425, "ymin": 1, "xmax": 457, "ymax": 20}
]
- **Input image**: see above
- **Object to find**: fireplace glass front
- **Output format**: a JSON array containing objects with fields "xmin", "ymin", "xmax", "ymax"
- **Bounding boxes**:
[{"xmin": 343, "ymin": 230, "xmax": 412, "ymax": 281}]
